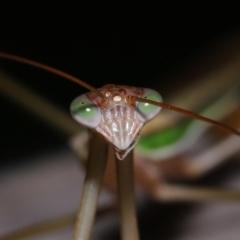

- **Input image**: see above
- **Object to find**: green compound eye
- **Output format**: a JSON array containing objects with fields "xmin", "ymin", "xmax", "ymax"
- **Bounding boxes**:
[
  {"xmin": 136, "ymin": 88, "xmax": 163, "ymax": 123},
  {"xmin": 70, "ymin": 94, "xmax": 101, "ymax": 129}
]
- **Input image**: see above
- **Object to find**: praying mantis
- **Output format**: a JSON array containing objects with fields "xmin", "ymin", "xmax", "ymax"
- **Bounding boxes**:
[{"xmin": 0, "ymin": 34, "xmax": 240, "ymax": 239}]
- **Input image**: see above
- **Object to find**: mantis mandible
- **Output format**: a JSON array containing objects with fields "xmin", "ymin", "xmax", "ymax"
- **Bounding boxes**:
[{"xmin": 0, "ymin": 49, "xmax": 240, "ymax": 240}]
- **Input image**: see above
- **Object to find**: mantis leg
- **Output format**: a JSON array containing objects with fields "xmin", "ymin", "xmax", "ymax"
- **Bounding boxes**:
[
  {"xmin": 186, "ymin": 131, "xmax": 240, "ymax": 179},
  {"xmin": 0, "ymin": 203, "xmax": 115, "ymax": 240},
  {"xmin": 115, "ymin": 148, "xmax": 140, "ymax": 240},
  {"xmin": 72, "ymin": 132, "xmax": 108, "ymax": 240},
  {"xmin": 176, "ymin": 110, "xmax": 240, "ymax": 179},
  {"xmin": 0, "ymin": 215, "xmax": 75, "ymax": 240},
  {"xmin": 134, "ymin": 158, "xmax": 240, "ymax": 202}
]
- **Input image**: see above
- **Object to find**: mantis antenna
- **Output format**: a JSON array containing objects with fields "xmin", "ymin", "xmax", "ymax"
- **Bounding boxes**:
[
  {"xmin": 0, "ymin": 52, "xmax": 104, "ymax": 99},
  {"xmin": 130, "ymin": 96, "xmax": 240, "ymax": 137},
  {"xmin": 0, "ymin": 51, "xmax": 239, "ymax": 137}
]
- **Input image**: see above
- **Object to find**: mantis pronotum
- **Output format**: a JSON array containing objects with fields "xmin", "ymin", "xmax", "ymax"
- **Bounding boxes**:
[{"xmin": 0, "ymin": 43, "xmax": 239, "ymax": 240}]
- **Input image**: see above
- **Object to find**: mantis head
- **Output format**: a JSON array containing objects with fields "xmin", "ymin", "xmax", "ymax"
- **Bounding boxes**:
[{"xmin": 70, "ymin": 84, "xmax": 162, "ymax": 159}]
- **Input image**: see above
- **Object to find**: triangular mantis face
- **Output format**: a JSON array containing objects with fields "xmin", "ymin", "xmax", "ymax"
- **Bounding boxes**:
[{"xmin": 71, "ymin": 84, "xmax": 162, "ymax": 159}]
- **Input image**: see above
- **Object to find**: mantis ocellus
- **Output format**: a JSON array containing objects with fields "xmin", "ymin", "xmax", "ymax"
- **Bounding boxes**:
[{"xmin": 0, "ymin": 36, "xmax": 239, "ymax": 239}]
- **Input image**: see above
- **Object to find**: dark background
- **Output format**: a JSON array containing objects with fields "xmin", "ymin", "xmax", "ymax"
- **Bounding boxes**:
[{"xmin": 0, "ymin": 3, "xmax": 240, "ymax": 166}]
